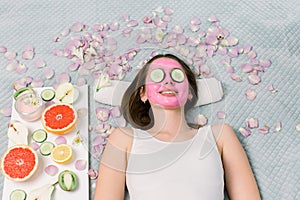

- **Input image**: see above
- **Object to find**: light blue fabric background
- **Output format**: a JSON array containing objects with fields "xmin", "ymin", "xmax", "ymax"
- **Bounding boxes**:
[{"xmin": 0, "ymin": 0, "xmax": 299, "ymax": 199}]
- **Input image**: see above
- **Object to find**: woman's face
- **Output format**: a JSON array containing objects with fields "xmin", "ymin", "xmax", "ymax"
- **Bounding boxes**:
[{"xmin": 144, "ymin": 57, "xmax": 189, "ymax": 108}]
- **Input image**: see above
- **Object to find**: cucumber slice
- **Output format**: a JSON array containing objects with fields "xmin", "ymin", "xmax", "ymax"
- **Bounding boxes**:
[
  {"xmin": 39, "ymin": 141, "xmax": 55, "ymax": 156},
  {"xmin": 171, "ymin": 68, "xmax": 185, "ymax": 83},
  {"xmin": 150, "ymin": 68, "xmax": 165, "ymax": 83},
  {"xmin": 41, "ymin": 89, "xmax": 56, "ymax": 101},
  {"xmin": 10, "ymin": 189, "xmax": 27, "ymax": 200},
  {"xmin": 32, "ymin": 129, "xmax": 47, "ymax": 143}
]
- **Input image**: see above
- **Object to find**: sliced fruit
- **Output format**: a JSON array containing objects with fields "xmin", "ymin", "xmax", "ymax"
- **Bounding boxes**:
[
  {"xmin": 150, "ymin": 68, "xmax": 165, "ymax": 83},
  {"xmin": 7, "ymin": 122, "xmax": 29, "ymax": 145},
  {"xmin": 13, "ymin": 87, "xmax": 34, "ymax": 100},
  {"xmin": 171, "ymin": 68, "xmax": 185, "ymax": 83},
  {"xmin": 10, "ymin": 189, "xmax": 27, "ymax": 200},
  {"xmin": 32, "ymin": 129, "xmax": 47, "ymax": 143},
  {"xmin": 51, "ymin": 144, "xmax": 72, "ymax": 164},
  {"xmin": 1, "ymin": 145, "xmax": 38, "ymax": 182},
  {"xmin": 58, "ymin": 170, "xmax": 78, "ymax": 191},
  {"xmin": 55, "ymin": 82, "xmax": 79, "ymax": 104},
  {"xmin": 39, "ymin": 142, "xmax": 55, "ymax": 156},
  {"xmin": 42, "ymin": 103, "xmax": 78, "ymax": 135},
  {"xmin": 41, "ymin": 89, "xmax": 56, "ymax": 102},
  {"xmin": 27, "ymin": 183, "xmax": 55, "ymax": 200}
]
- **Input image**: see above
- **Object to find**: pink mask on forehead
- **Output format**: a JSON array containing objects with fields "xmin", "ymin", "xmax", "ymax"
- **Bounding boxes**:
[{"xmin": 145, "ymin": 57, "xmax": 189, "ymax": 108}]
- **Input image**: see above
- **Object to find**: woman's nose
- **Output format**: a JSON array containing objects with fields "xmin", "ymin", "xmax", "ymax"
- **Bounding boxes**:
[{"xmin": 164, "ymin": 80, "xmax": 174, "ymax": 86}]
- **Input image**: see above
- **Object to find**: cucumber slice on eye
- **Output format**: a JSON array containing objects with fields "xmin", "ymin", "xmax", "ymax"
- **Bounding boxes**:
[
  {"xmin": 32, "ymin": 129, "xmax": 47, "ymax": 143},
  {"xmin": 10, "ymin": 189, "xmax": 27, "ymax": 200},
  {"xmin": 39, "ymin": 141, "xmax": 55, "ymax": 156},
  {"xmin": 150, "ymin": 68, "xmax": 165, "ymax": 83},
  {"xmin": 171, "ymin": 68, "xmax": 185, "ymax": 83},
  {"xmin": 41, "ymin": 89, "xmax": 55, "ymax": 102}
]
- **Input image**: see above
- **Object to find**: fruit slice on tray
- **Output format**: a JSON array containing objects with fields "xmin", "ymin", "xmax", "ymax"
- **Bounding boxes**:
[
  {"xmin": 55, "ymin": 82, "xmax": 79, "ymax": 104},
  {"xmin": 7, "ymin": 122, "xmax": 29, "ymax": 145},
  {"xmin": 1, "ymin": 145, "xmax": 38, "ymax": 182},
  {"xmin": 51, "ymin": 144, "xmax": 73, "ymax": 164},
  {"xmin": 58, "ymin": 170, "xmax": 78, "ymax": 191},
  {"xmin": 42, "ymin": 103, "xmax": 78, "ymax": 135}
]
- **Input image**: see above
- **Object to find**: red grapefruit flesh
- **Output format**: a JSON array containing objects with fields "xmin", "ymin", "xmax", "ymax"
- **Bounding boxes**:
[
  {"xmin": 1, "ymin": 145, "xmax": 38, "ymax": 182},
  {"xmin": 42, "ymin": 103, "xmax": 77, "ymax": 135}
]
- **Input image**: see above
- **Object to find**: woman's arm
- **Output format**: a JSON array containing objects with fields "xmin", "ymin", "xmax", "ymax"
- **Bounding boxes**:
[
  {"xmin": 212, "ymin": 123, "xmax": 261, "ymax": 200},
  {"xmin": 94, "ymin": 128, "xmax": 131, "ymax": 200}
]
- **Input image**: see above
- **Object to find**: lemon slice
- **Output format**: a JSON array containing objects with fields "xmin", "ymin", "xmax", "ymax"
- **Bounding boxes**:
[{"xmin": 51, "ymin": 144, "xmax": 72, "ymax": 164}]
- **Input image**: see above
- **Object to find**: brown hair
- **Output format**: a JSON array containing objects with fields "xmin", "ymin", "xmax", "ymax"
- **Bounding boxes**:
[{"xmin": 121, "ymin": 54, "xmax": 198, "ymax": 130}]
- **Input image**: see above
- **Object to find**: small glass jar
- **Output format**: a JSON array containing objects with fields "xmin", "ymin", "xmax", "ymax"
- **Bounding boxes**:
[{"xmin": 15, "ymin": 92, "xmax": 45, "ymax": 121}]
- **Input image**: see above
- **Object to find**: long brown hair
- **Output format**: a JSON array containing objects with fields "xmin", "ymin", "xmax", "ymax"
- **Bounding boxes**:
[{"xmin": 121, "ymin": 54, "xmax": 198, "ymax": 130}]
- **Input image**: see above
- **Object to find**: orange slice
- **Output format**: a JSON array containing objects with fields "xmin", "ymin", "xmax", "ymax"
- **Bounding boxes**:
[
  {"xmin": 51, "ymin": 144, "xmax": 73, "ymax": 164},
  {"xmin": 42, "ymin": 103, "xmax": 77, "ymax": 135}
]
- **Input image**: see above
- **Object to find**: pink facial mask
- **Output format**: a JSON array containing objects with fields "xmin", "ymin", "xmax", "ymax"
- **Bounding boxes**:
[{"xmin": 145, "ymin": 57, "xmax": 189, "ymax": 108}]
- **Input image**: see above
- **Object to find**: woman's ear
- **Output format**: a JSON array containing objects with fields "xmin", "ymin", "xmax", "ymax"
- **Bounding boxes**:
[{"xmin": 140, "ymin": 86, "xmax": 148, "ymax": 103}]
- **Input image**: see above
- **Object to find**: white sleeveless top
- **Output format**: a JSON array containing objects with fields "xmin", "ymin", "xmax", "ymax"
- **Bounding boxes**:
[{"xmin": 126, "ymin": 125, "xmax": 224, "ymax": 200}]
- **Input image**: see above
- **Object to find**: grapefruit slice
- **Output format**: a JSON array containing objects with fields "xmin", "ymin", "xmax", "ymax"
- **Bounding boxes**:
[
  {"xmin": 1, "ymin": 145, "xmax": 38, "ymax": 182},
  {"xmin": 42, "ymin": 103, "xmax": 77, "ymax": 135}
]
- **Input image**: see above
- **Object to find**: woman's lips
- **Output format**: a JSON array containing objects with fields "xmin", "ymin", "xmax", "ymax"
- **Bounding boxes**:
[{"xmin": 159, "ymin": 90, "xmax": 177, "ymax": 97}]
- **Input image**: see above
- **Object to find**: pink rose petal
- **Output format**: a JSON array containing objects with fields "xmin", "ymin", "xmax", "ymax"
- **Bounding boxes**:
[
  {"xmin": 296, "ymin": 123, "xmax": 300, "ymax": 132},
  {"xmin": 4, "ymin": 51, "xmax": 17, "ymax": 60},
  {"xmin": 0, "ymin": 107, "xmax": 12, "ymax": 117},
  {"xmin": 44, "ymin": 68, "xmax": 55, "ymax": 79},
  {"xmin": 95, "ymin": 123, "xmax": 113, "ymax": 135},
  {"xmin": 194, "ymin": 114, "xmax": 208, "ymax": 126},
  {"xmin": 75, "ymin": 159, "xmax": 87, "ymax": 171},
  {"xmin": 110, "ymin": 106, "xmax": 121, "ymax": 118},
  {"xmin": 30, "ymin": 142, "xmax": 40, "ymax": 151},
  {"xmin": 0, "ymin": 45, "xmax": 7, "ymax": 53},
  {"xmin": 96, "ymin": 107, "xmax": 110, "ymax": 122},
  {"xmin": 267, "ymin": 84, "xmax": 278, "ymax": 93},
  {"xmin": 6, "ymin": 60, "xmax": 19, "ymax": 71},
  {"xmin": 88, "ymin": 168, "xmax": 98, "ymax": 180},
  {"xmin": 44, "ymin": 165, "xmax": 59, "ymax": 176},
  {"xmin": 55, "ymin": 136, "xmax": 67, "ymax": 145},
  {"xmin": 216, "ymin": 111, "xmax": 226, "ymax": 119},
  {"xmin": 56, "ymin": 72, "xmax": 70, "ymax": 83},
  {"xmin": 259, "ymin": 125, "xmax": 269, "ymax": 134},
  {"xmin": 16, "ymin": 63, "xmax": 28, "ymax": 74},
  {"xmin": 245, "ymin": 89, "xmax": 257, "ymax": 100},
  {"xmin": 248, "ymin": 74, "xmax": 261, "ymax": 85},
  {"xmin": 34, "ymin": 59, "xmax": 46, "ymax": 68},
  {"xmin": 243, "ymin": 45, "xmax": 252, "ymax": 53},
  {"xmin": 239, "ymin": 127, "xmax": 251, "ymax": 137},
  {"xmin": 274, "ymin": 122, "xmax": 282, "ymax": 132},
  {"xmin": 231, "ymin": 74, "xmax": 242, "ymax": 82},
  {"xmin": 77, "ymin": 108, "xmax": 88, "ymax": 118},
  {"xmin": 164, "ymin": 7, "xmax": 174, "ymax": 15},
  {"xmin": 246, "ymin": 118, "xmax": 258, "ymax": 129},
  {"xmin": 22, "ymin": 50, "xmax": 34, "ymax": 60},
  {"xmin": 31, "ymin": 78, "xmax": 44, "ymax": 87},
  {"xmin": 241, "ymin": 63, "xmax": 253, "ymax": 73}
]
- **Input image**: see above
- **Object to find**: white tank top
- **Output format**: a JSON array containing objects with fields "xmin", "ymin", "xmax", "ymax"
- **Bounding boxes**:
[{"xmin": 126, "ymin": 125, "xmax": 224, "ymax": 200}]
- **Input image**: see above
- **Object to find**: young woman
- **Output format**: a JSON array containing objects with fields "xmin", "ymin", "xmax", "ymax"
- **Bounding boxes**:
[{"xmin": 94, "ymin": 54, "xmax": 261, "ymax": 200}]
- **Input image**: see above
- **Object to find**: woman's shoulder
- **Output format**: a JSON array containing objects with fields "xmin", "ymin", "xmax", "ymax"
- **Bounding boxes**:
[
  {"xmin": 210, "ymin": 123, "xmax": 236, "ymax": 154},
  {"xmin": 107, "ymin": 127, "xmax": 134, "ymax": 151}
]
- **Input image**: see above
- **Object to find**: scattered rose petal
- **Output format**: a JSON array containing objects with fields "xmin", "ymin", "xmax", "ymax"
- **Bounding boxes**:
[
  {"xmin": 16, "ymin": 63, "xmax": 28, "ymax": 74},
  {"xmin": 44, "ymin": 165, "xmax": 59, "ymax": 176},
  {"xmin": 247, "ymin": 50, "xmax": 257, "ymax": 59},
  {"xmin": 0, "ymin": 107, "xmax": 12, "ymax": 117},
  {"xmin": 110, "ymin": 106, "xmax": 121, "ymax": 118},
  {"xmin": 274, "ymin": 122, "xmax": 282, "ymax": 132},
  {"xmin": 194, "ymin": 114, "xmax": 208, "ymax": 126},
  {"xmin": 231, "ymin": 74, "xmax": 242, "ymax": 82},
  {"xmin": 88, "ymin": 168, "xmax": 98, "ymax": 180},
  {"xmin": 95, "ymin": 123, "xmax": 113, "ymax": 135},
  {"xmin": 296, "ymin": 123, "xmax": 300, "ymax": 132},
  {"xmin": 248, "ymin": 74, "xmax": 261, "ymax": 85},
  {"xmin": 267, "ymin": 84, "xmax": 278, "ymax": 93},
  {"xmin": 0, "ymin": 45, "xmax": 7, "ymax": 53},
  {"xmin": 30, "ymin": 142, "xmax": 40, "ymax": 151},
  {"xmin": 22, "ymin": 50, "xmax": 34, "ymax": 60},
  {"xmin": 96, "ymin": 107, "xmax": 110, "ymax": 122},
  {"xmin": 245, "ymin": 89, "xmax": 257, "ymax": 100},
  {"xmin": 6, "ymin": 61, "xmax": 19, "ymax": 71},
  {"xmin": 239, "ymin": 127, "xmax": 251, "ymax": 137},
  {"xmin": 246, "ymin": 118, "xmax": 258, "ymax": 129},
  {"xmin": 77, "ymin": 108, "xmax": 88, "ymax": 118},
  {"xmin": 127, "ymin": 20, "xmax": 138, "ymax": 27},
  {"xmin": 31, "ymin": 78, "xmax": 44, "ymax": 87},
  {"xmin": 71, "ymin": 22, "xmax": 86, "ymax": 32},
  {"xmin": 241, "ymin": 63, "xmax": 253, "ymax": 73},
  {"xmin": 164, "ymin": 7, "xmax": 174, "ymax": 15},
  {"xmin": 208, "ymin": 15, "xmax": 219, "ymax": 23},
  {"xmin": 34, "ymin": 59, "xmax": 46, "ymax": 68},
  {"xmin": 216, "ymin": 111, "xmax": 226, "ymax": 119},
  {"xmin": 75, "ymin": 159, "xmax": 87, "ymax": 171},
  {"xmin": 260, "ymin": 59, "xmax": 271, "ymax": 68},
  {"xmin": 44, "ymin": 68, "xmax": 55, "ymax": 79},
  {"xmin": 55, "ymin": 136, "xmax": 67, "ymax": 145},
  {"xmin": 56, "ymin": 72, "xmax": 70, "ymax": 83},
  {"xmin": 93, "ymin": 135, "xmax": 106, "ymax": 146},
  {"xmin": 4, "ymin": 51, "xmax": 17, "ymax": 60},
  {"xmin": 114, "ymin": 117, "xmax": 127, "ymax": 127},
  {"xmin": 259, "ymin": 125, "xmax": 269, "ymax": 134},
  {"xmin": 244, "ymin": 45, "xmax": 252, "ymax": 53}
]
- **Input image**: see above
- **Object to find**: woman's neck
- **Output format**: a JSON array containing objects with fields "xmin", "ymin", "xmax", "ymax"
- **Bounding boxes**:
[{"xmin": 148, "ymin": 105, "xmax": 191, "ymax": 136}]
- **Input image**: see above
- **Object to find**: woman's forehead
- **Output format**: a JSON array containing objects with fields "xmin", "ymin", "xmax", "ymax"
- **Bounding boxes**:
[{"xmin": 150, "ymin": 57, "xmax": 183, "ymax": 70}]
